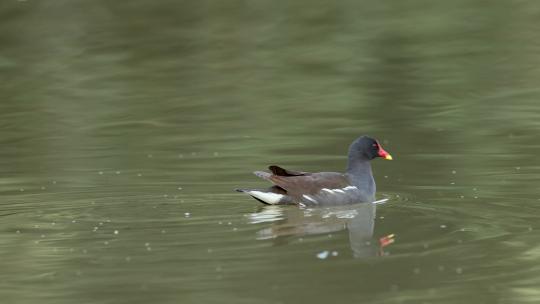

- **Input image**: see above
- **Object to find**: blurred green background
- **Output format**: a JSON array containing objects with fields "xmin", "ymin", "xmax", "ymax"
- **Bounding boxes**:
[{"xmin": 1, "ymin": 1, "xmax": 540, "ymax": 303}]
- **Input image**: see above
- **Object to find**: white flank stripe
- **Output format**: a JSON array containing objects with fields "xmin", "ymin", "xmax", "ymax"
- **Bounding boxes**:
[
  {"xmin": 248, "ymin": 191, "xmax": 284, "ymax": 205},
  {"xmin": 334, "ymin": 189, "xmax": 345, "ymax": 194},
  {"xmin": 343, "ymin": 186, "xmax": 358, "ymax": 191},
  {"xmin": 321, "ymin": 188, "xmax": 334, "ymax": 194},
  {"xmin": 302, "ymin": 195, "xmax": 318, "ymax": 204}
]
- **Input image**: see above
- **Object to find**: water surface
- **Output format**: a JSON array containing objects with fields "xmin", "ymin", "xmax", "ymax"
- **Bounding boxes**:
[{"xmin": 1, "ymin": 1, "xmax": 540, "ymax": 303}]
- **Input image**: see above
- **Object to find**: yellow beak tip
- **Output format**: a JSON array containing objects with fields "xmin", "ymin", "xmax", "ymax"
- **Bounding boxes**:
[{"xmin": 385, "ymin": 155, "xmax": 393, "ymax": 160}]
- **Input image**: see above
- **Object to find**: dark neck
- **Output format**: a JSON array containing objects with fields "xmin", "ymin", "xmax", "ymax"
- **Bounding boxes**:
[
  {"xmin": 344, "ymin": 137, "xmax": 377, "ymax": 199},
  {"xmin": 346, "ymin": 157, "xmax": 375, "ymax": 192},
  {"xmin": 346, "ymin": 157, "xmax": 372, "ymax": 177}
]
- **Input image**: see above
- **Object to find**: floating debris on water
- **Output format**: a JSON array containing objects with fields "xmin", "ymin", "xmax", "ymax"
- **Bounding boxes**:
[
  {"xmin": 372, "ymin": 198, "xmax": 389, "ymax": 205},
  {"xmin": 316, "ymin": 251, "xmax": 330, "ymax": 259},
  {"xmin": 316, "ymin": 250, "xmax": 339, "ymax": 259}
]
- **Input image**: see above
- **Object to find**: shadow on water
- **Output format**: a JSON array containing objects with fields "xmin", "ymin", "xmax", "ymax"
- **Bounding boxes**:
[{"xmin": 247, "ymin": 202, "xmax": 390, "ymax": 258}]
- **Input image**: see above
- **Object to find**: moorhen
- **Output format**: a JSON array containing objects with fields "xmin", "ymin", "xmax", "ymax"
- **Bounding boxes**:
[{"xmin": 236, "ymin": 136, "xmax": 392, "ymax": 206}]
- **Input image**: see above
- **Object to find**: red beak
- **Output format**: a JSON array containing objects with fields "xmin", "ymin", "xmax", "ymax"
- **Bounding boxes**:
[{"xmin": 377, "ymin": 145, "xmax": 393, "ymax": 160}]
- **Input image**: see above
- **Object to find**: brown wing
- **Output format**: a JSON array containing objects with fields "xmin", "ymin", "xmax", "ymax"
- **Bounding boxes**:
[
  {"xmin": 268, "ymin": 165, "xmax": 308, "ymax": 176},
  {"xmin": 269, "ymin": 171, "xmax": 351, "ymax": 198}
]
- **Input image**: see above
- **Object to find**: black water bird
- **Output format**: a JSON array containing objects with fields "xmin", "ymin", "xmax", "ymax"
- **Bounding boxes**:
[{"xmin": 236, "ymin": 136, "xmax": 393, "ymax": 206}]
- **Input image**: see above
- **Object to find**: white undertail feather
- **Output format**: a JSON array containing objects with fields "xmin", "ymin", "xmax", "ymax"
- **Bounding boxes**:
[{"xmin": 247, "ymin": 191, "xmax": 284, "ymax": 205}]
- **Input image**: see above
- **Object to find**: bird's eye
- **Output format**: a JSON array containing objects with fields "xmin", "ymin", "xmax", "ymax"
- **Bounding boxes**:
[{"xmin": 372, "ymin": 144, "xmax": 378, "ymax": 148}]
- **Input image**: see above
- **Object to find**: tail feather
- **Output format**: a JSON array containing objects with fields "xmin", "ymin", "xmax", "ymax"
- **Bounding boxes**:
[
  {"xmin": 235, "ymin": 187, "xmax": 293, "ymax": 205},
  {"xmin": 237, "ymin": 171, "xmax": 293, "ymax": 205},
  {"xmin": 254, "ymin": 171, "xmax": 272, "ymax": 180}
]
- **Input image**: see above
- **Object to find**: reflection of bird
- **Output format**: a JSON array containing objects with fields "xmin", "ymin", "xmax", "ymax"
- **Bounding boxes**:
[
  {"xmin": 236, "ymin": 136, "xmax": 392, "ymax": 206},
  {"xmin": 248, "ymin": 203, "xmax": 381, "ymax": 258}
]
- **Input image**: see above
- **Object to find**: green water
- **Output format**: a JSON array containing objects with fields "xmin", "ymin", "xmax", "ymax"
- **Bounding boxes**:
[{"xmin": 2, "ymin": 1, "xmax": 540, "ymax": 303}]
